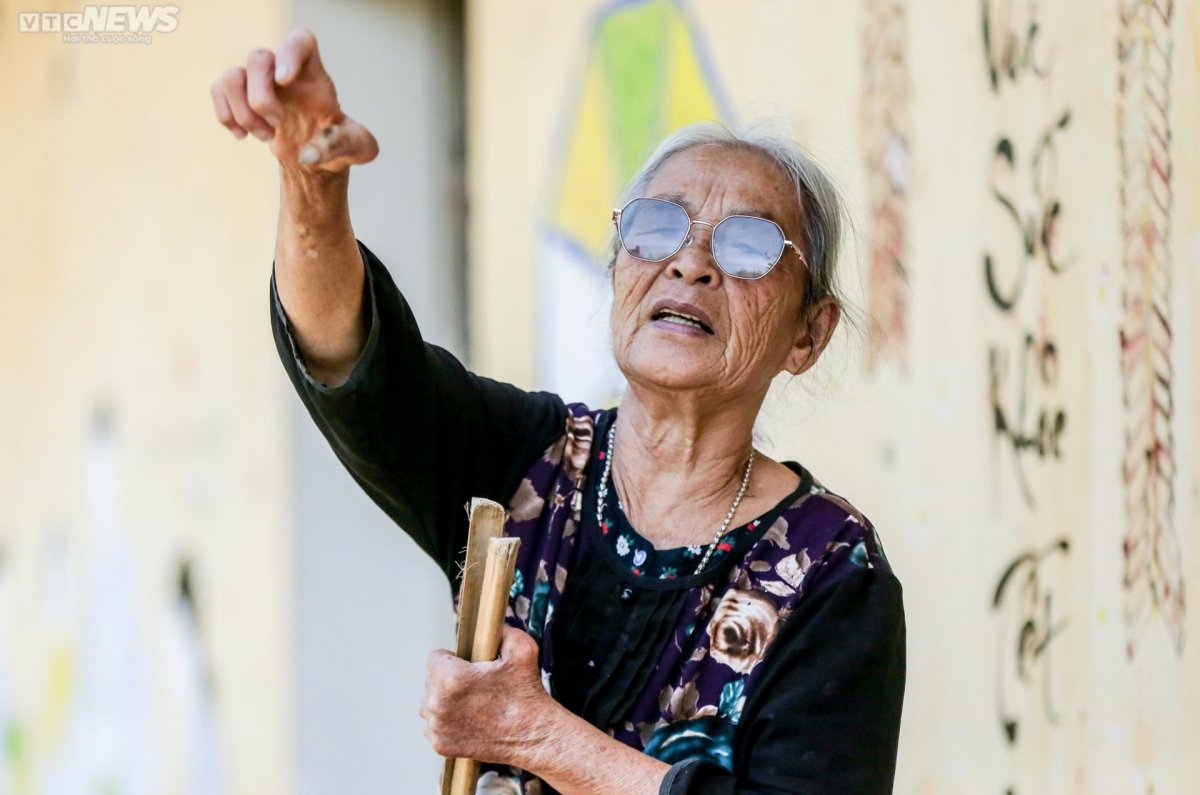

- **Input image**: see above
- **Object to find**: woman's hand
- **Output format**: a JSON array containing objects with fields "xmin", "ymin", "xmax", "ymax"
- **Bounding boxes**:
[
  {"xmin": 211, "ymin": 29, "xmax": 377, "ymax": 384},
  {"xmin": 209, "ymin": 28, "xmax": 378, "ymax": 172},
  {"xmin": 421, "ymin": 626, "xmax": 669, "ymax": 795},
  {"xmin": 421, "ymin": 626, "xmax": 557, "ymax": 767}
]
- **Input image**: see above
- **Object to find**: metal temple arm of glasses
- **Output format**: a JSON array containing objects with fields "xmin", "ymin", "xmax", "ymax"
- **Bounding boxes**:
[{"xmin": 784, "ymin": 241, "xmax": 807, "ymax": 265}]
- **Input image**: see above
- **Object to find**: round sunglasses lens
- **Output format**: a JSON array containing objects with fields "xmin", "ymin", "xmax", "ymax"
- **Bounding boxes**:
[
  {"xmin": 711, "ymin": 216, "xmax": 786, "ymax": 279},
  {"xmin": 619, "ymin": 198, "xmax": 690, "ymax": 262}
]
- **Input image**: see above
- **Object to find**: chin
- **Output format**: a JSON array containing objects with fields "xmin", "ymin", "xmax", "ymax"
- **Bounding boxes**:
[{"xmin": 619, "ymin": 339, "xmax": 717, "ymax": 392}]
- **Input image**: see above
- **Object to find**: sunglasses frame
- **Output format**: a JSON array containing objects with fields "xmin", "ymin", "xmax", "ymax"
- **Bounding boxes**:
[{"xmin": 611, "ymin": 197, "xmax": 807, "ymax": 281}]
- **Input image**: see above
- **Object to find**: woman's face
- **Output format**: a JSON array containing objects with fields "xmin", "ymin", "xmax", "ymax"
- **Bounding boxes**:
[{"xmin": 611, "ymin": 145, "xmax": 830, "ymax": 401}]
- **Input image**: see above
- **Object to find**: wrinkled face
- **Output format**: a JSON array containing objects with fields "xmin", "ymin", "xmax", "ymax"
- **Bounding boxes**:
[{"xmin": 611, "ymin": 145, "xmax": 812, "ymax": 399}]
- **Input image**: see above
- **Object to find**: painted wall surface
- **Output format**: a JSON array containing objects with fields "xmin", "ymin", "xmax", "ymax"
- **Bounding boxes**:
[
  {"xmin": 468, "ymin": 1, "xmax": 1200, "ymax": 792},
  {"xmin": 0, "ymin": 2, "xmax": 292, "ymax": 793},
  {"xmin": 2, "ymin": 0, "xmax": 472, "ymax": 792}
]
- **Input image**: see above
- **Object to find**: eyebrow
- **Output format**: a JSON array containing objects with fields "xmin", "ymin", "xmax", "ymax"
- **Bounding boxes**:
[
  {"xmin": 650, "ymin": 192, "xmax": 696, "ymax": 212},
  {"xmin": 648, "ymin": 192, "xmax": 786, "ymax": 229}
]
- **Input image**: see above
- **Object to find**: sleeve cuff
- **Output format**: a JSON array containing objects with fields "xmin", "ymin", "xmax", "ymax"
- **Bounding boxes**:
[
  {"xmin": 270, "ymin": 240, "xmax": 381, "ymax": 397},
  {"xmin": 660, "ymin": 759, "xmax": 741, "ymax": 795},
  {"xmin": 659, "ymin": 759, "xmax": 704, "ymax": 795}
]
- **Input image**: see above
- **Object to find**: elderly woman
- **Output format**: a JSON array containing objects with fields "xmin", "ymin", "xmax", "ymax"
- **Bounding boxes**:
[{"xmin": 213, "ymin": 30, "xmax": 904, "ymax": 795}]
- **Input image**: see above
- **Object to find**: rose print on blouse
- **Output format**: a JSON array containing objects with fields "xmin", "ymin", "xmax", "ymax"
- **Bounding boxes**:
[
  {"xmin": 642, "ymin": 677, "xmax": 748, "ymax": 771},
  {"xmin": 523, "ymin": 563, "xmax": 552, "ymax": 642},
  {"xmin": 706, "ymin": 589, "xmax": 780, "ymax": 674},
  {"xmin": 761, "ymin": 516, "xmax": 790, "ymax": 550},
  {"xmin": 662, "ymin": 677, "xmax": 707, "ymax": 720},
  {"xmin": 850, "ymin": 540, "xmax": 871, "ymax": 568},
  {"xmin": 746, "ymin": 557, "xmax": 791, "ymax": 597},
  {"xmin": 759, "ymin": 579, "xmax": 794, "ymax": 598},
  {"xmin": 776, "ymin": 548, "xmax": 812, "ymax": 588},
  {"xmin": 508, "ymin": 477, "xmax": 545, "ymax": 522}
]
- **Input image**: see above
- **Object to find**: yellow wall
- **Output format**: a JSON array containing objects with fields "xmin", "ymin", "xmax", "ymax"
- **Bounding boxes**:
[
  {"xmin": 468, "ymin": 1, "xmax": 1200, "ymax": 792},
  {"xmin": 1, "ymin": 0, "xmax": 1195, "ymax": 791},
  {"xmin": 0, "ymin": 1, "xmax": 291, "ymax": 792}
]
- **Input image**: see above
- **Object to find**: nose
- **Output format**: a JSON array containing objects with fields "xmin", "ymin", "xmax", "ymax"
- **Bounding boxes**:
[{"xmin": 668, "ymin": 220, "xmax": 721, "ymax": 285}]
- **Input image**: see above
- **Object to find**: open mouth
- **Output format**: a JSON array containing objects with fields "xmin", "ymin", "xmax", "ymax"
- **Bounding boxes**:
[{"xmin": 651, "ymin": 308, "xmax": 714, "ymax": 334}]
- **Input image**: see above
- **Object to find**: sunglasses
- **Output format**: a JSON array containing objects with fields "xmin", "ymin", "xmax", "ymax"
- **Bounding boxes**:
[{"xmin": 612, "ymin": 197, "xmax": 806, "ymax": 280}]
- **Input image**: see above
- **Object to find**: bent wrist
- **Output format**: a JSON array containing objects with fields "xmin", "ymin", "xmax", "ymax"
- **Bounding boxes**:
[{"xmin": 279, "ymin": 165, "xmax": 350, "ymax": 224}]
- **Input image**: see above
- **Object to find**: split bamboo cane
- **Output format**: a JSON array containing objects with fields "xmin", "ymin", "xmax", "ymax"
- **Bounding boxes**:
[
  {"xmin": 447, "ymin": 536, "xmax": 521, "ymax": 795},
  {"xmin": 438, "ymin": 498, "xmax": 518, "ymax": 795}
]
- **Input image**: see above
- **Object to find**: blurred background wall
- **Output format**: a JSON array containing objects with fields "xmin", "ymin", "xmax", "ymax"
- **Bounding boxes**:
[
  {"xmin": 0, "ymin": 0, "xmax": 463, "ymax": 793},
  {"xmin": 0, "ymin": 1, "xmax": 1198, "ymax": 794},
  {"xmin": 0, "ymin": 1, "xmax": 295, "ymax": 794}
]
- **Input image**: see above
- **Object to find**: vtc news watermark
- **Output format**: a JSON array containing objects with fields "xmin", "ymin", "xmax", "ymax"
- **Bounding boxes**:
[{"xmin": 17, "ymin": 5, "xmax": 179, "ymax": 45}]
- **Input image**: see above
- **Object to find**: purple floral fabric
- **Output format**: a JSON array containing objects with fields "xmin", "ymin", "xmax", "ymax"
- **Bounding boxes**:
[{"xmin": 470, "ymin": 405, "xmax": 890, "ymax": 795}]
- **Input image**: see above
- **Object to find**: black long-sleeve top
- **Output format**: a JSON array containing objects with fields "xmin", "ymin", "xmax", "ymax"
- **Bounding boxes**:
[{"xmin": 271, "ymin": 241, "xmax": 906, "ymax": 794}]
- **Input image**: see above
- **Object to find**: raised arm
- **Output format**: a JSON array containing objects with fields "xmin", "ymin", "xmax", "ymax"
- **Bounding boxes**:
[
  {"xmin": 210, "ymin": 28, "xmax": 379, "ymax": 386},
  {"xmin": 209, "ymin": 32, "xmax": 567, "ymax": 582}
]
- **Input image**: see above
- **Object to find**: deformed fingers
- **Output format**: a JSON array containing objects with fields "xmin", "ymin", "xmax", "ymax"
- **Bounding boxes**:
[
  {"xmin": 297, "ymin": 118, "xmax": 379, "ymax": 168},
  {"xmin": 210, "ymin": 81, "xmax": 246, "ymax": 138},
  {"xmin": 246, "ymin": 48, "xmax": 283, "ymax": 127},
  {"xmin": 275, "ymin": 27, "xmax": 320, "ymax": 85},
  {"xmin": 221, "ymin": 66, "xmax": 273, "ymax": 142}
]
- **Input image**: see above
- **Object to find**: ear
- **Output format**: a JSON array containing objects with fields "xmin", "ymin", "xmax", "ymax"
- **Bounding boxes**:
[{"xmin": 782, "ymin": 298, "xmax": 840, "ymax": 376}]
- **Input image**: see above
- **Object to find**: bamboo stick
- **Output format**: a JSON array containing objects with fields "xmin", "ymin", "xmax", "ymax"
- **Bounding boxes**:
[
  {"xmin": 456, "ymin": 499, "xmax": 507, "ymax": 658},
  {"xmin": 440, "ymin": 499, "xmax": 506, "ymax": 795},
  {"xmin": 447, "ymin": 536, "xmax": 522, "ymax": 795},
  {"xmin": 467, "ymin": 537, "xmax": 521, "ymax": 664}
]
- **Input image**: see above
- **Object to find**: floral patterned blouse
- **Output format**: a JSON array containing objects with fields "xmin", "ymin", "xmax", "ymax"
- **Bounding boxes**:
[{"xmin": 272, "ymin": 242, "xmax": 906, "ymax": 795}]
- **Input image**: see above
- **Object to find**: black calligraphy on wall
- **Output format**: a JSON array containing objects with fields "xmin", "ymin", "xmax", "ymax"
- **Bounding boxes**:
[
  {"xmin": 981, "ymin": 3, "xmax": 1076, "ymax": 794},
  {"xmin": 992, "ymin": 538, "xmax": 1070, "ymax": 753},
  {"xmin": 981, "ymin": 0, "xmax": 1072, "ymax": 511}
]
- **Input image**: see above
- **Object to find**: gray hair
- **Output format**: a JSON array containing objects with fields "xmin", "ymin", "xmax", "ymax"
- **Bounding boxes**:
[{"xmin": 609, "ymin": 121, "xmax": 848, "ymax": 316}]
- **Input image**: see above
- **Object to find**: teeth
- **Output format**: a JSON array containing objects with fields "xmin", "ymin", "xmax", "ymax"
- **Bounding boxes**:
[{"xmin": 658, "ymin": 311, "xmax": 703, "ymax": 328}]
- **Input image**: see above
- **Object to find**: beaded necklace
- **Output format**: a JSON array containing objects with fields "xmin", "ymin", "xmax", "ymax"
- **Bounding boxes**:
[{"xmin": 596, "ymin": 422, "xmax": 755, "ymax": 575}]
